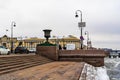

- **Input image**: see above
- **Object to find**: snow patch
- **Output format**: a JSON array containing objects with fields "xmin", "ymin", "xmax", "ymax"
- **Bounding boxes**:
[
  {"xmin": 79, "ymin": 63, "xmax": 110, "ymax": 80},
  {"xmin": 96, "ymin": 66, "xmax": 110, "ymax": 80}
]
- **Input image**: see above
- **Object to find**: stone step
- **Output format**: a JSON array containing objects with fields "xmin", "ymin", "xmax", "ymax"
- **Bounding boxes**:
[
  {"xmin": 0, "ymin": 59, "xmax": 51, "ymax": 68},
  {"xmin": 0, "ymin": 59, "xmax": 51, "ymax": 71},
  {"xmin": 0, "ymin": 60, "xmax": 52, "ymax": 75},
  {"xmin": 0, "ymin": 55, "xmax": 53, "ymax": 75},
  {"xmin": 0, "ymin": 57, "xmax": 52, "ymax": 66}
]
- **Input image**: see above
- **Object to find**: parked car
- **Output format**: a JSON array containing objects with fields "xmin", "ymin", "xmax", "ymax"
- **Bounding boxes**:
[
  {"xmin": 14, "ymin": 46, "xmax": 29, "ymax": 54},
  {"xmin": 0, "ymin": 46, "xmax": 10, "ymax": 55},
  {"xmin": 29, "ymin": 48, "xmax": 36, "ymax": 53}
]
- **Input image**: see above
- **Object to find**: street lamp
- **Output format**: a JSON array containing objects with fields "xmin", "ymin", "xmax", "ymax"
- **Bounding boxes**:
[
  {"xmin": 6, "ymin": 29, "xmax": 8, "ymax": 35},
  {"xmin": 75, "ymin": 10, "xmax": 86, "ymax": 49},
  {"xmin": 62, "ymin": 36, "xmax": 66, "ymax": 50},
  {"xmin": 85, "ymin": 31, "xmax": 89, "ymax": 49},
  {"xmin": 11, "ymin": 21, "xmax": 16, "ymax": 53}
]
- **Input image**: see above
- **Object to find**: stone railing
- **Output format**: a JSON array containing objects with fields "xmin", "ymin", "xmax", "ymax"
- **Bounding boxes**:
[
  {"xmin": 36, "ymin": 45, "xmax": 108, "ymax": 66},
  {"xmin": 58, "ymin": 50, "xmax": 107, "ymax": 67}
]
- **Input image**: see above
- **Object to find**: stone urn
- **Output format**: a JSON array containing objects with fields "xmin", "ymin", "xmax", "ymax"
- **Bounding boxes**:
[{"xmin": 43, "ymin": 29, "xmax": 52, "ymax": 42}]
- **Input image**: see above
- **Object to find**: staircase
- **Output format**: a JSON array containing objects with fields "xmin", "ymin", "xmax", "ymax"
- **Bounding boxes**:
[{"xmin": 0, "ymin": 55, "xmax": 53, "ymax": 75}]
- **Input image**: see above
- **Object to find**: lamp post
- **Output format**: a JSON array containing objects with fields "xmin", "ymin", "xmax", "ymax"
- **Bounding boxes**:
[
  {"xmin": 75, "ymin": 10, "xmax": 86, "ymax": 49},
  {"xmin": 62, "ymin": 36, "xmax": 66, "ymax": 50},
  {"xmin": 6, "ymin": 29, "xmax": 8, "ymax": 35},
  {"xmin": 85, "ymin": 31, "xmax": 89, "ymax": 49},
  {"xmin": 11, "ymin": 21, "xmax": 16, "ymax": 53}
]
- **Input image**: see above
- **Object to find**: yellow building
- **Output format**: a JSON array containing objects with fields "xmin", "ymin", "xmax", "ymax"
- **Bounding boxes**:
[
  {"xmin": 49, "ymin": 35, "xmax": 80, "ymax": 49},
  {"xmin": 0, "ymin": 35, "xmax": 18, "ymax": 50},
  {"xmin": 23, "ymin": 37, "xmax": 45, "ymax": 50},
  {"xmin": 0, "ymin": 35, "xmax": 81, "ymax": 50}
]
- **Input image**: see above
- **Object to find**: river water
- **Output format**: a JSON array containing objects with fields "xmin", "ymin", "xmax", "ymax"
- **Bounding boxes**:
[{"xmin": 104, "ymin": 57, "xmax": 120, "ymax": 80}]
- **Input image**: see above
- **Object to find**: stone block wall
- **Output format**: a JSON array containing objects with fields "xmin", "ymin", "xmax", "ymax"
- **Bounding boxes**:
[
  {"xmin": 36, "ymin": 46, "xmax": 107, "ymax": 67},
  {"xmin": 36, "ymin": 46, "xmax": 58, "ymax": 60},
  {"xmin": 58, "ymin": 50, "xmax": 106, "ymax": 67},
  {"xmin": 83, "ymin": 57, "xmax": 104, "ymax": 66}
]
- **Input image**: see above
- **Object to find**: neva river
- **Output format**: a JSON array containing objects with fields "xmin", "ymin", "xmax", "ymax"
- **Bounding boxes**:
[{"xmin": 104, "ymin": 57, "xmax": 120, "ymax": 80}]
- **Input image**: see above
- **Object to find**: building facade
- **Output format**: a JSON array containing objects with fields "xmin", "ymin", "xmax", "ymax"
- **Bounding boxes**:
[
  {"xmin": 0, "ymin": 35, "xmax": 81, "ymax": 50},
  {"xmin": 0, "ymin": 35, "xmax": 18, "ymax": 50}
]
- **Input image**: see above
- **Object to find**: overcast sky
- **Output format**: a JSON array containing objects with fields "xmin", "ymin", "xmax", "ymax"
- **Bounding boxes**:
[{"xmin": 0, "ymin": 0, "xmax": 120, "ymax": 49}]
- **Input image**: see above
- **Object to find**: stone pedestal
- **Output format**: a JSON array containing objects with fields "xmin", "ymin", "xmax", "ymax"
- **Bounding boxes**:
[{"xmin": 36, "ymin": 46, "xmax": 58, "ymax": 60}]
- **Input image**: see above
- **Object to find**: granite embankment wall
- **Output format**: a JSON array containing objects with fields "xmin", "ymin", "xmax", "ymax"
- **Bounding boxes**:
[
  {"xmin": 36, "ymin": 46, "xmax": 58, "ymax": 60},
  {"xmin": 58, "ymin": 50, "xmax": 106, "ymax": 67},
  {"xmin": 36, "ymin": 46, "xmax": 107, "ymax": 67}
]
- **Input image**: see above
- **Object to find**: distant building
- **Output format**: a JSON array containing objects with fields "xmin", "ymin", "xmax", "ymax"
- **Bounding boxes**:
[
  {"xmin": 23, "ymin": 35, "xmax": 81, "ymax": 50},
  {"xmin": 0, "ymin": 35, "xmax": 18, "ymax": 50},
  {"xmin": 0, "ymin": 35, "xmax": 85, "ymax": 50}
]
